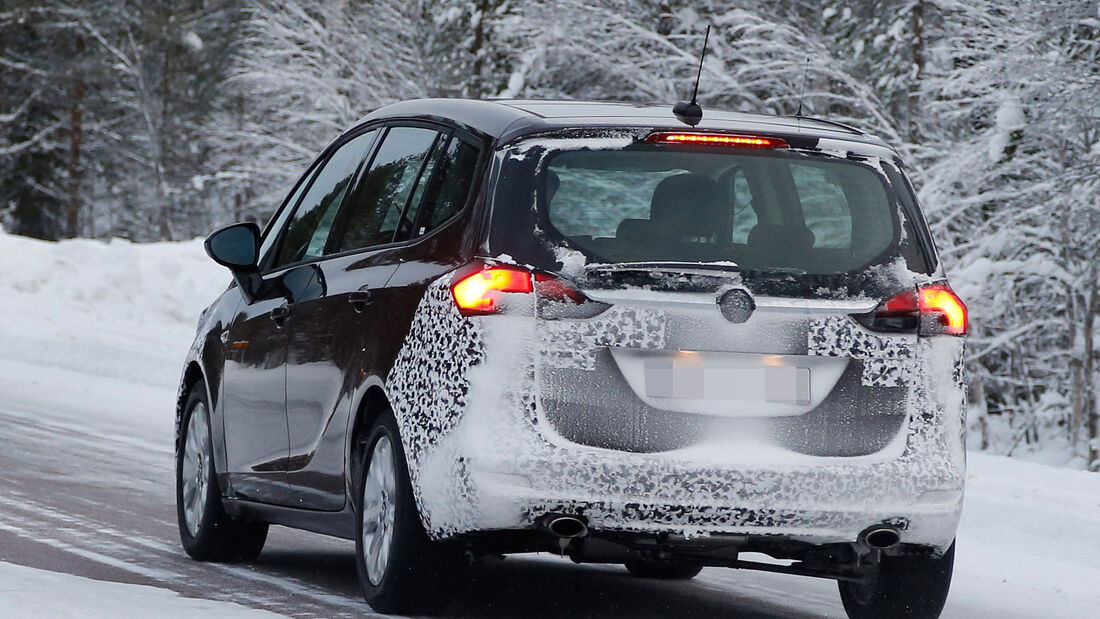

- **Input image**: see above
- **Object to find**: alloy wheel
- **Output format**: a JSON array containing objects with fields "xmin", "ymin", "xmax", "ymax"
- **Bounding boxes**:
[
  {"xmin": 361, "ymin": 435, "xmax": 397, "ymax": 585},
  {"xmin": 181, "ymin": 401, "xmax": 211, "ymax": 537}
]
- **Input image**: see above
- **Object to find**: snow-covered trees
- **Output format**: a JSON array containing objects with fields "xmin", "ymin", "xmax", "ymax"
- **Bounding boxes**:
[
  {"xmin": 498, "ymin": 1, "xmax": 901, "ymax": 141},
  {"xmin": 210, "ymin": 0, "xmax": 428, "ymax": 223},
  {"xmin": 1, "ymin": 3, "xmax": 83, "ymax": 239},
  {"xmin": 917, "ymin": 0, "xmax": 1100, "ymax": 469},
  {"xmin": 1, "ymin": 0, "xmax": 242, "ymax": 241},
  {"xmin": 1, "ymin": 0, "xmax": 1098, "ymax": 468}
]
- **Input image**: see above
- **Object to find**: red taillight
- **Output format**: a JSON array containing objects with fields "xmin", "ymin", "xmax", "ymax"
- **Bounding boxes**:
[
  {"xmin": 882, "ymin": 289, "xmax": 918, "ymax": 313},
  {"xmin": 451, "ymin": 265, "xmax": 533, "ymax": 315},
  {"xmin": 646, "ymin": 132, "xmax": 789, "ymax": 149},
  {"xmin": 864, "ymin": 284, "xmax": 968, "ymax": 336},
  {"xmin": 451, "ymin": 264, "xmax": 593, "ymax": 316},
  {"xmin": 919, "ymin": 284, "xmax": 968, "ymax": 336},
  {"xmin": 534, "ymin": 272, "xmax": 587, "ymax": 304}
]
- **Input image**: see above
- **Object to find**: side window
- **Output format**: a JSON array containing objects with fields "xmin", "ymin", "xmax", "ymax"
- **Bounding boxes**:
[
  {"xmin": 729, "ymin": 169, "xmax": 756, "ymax": 244},
  {"xmin": 335, "ymin": 127, "xmax": 440, "ymax": 252},
  {"xmin": 547, "ymin": 166, "xmax": 684, "ymax": 239},
  {"xmin": 409, "ymin": 136, "xmax": 481, "ymax": 237},
  {"xmin": 790, "ymin": 163, "xmax": 852, "ymax": 249},
  {"xmin": 258, "ymin": 162, "xmax": 320, "ymax": 269},
  {"xmin": 272, "ymin": 130, "xmax": 378, "ymax": 268}
]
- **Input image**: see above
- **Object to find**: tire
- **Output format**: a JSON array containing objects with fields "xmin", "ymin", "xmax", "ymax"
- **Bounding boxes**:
[
  {"xmin": 839, "ymin": 542, "xmax": 955, "ymax": 619},
  {"xmin": 625, "ymin": 558, "xmax": 704, "ymax": 580},
  {"xmin": 176, "ymin": 380, "xmax": 268, "ymax": 562},
  {"xmin": 355, "ymin": 411, "xmax": 464, "ymax": 615}
]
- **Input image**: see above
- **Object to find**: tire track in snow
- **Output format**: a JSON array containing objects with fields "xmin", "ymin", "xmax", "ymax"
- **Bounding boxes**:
[
  {"xmin": 0, "ymin": 490, "xmax": 371, "ymax": 617},
  {"xmin": 0, "ymin": 398, "xmax": 376, "ymax": 618}
]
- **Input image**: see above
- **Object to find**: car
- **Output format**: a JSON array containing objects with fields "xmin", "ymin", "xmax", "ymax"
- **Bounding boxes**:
[{"xmin": 176, "ymin": 98, "xmax": 967, "ymax": 618}]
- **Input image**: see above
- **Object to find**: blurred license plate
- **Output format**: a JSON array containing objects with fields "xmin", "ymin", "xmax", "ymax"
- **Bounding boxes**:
[{"xmin": 644, "ymin": 358, "xmax": 810, "ymax": 404}]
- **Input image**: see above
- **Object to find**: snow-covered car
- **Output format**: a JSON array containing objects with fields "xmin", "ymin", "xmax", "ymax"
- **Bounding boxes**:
[{"xmin": 176, "ymin": 99, "xmax": 968, "ymax": 618}]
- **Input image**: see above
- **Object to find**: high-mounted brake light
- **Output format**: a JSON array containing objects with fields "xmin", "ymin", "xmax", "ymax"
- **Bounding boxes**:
[
  {"xmin": 859, "ymin": 284, "xmax": 968, "ymax": 336},
  {"xmin": 451, "ymin": 266, "xmax": 532, "ymax": 315},
  {"xmin": 646, "ymin": 132, "xmax": 789, "ymax": 149}
]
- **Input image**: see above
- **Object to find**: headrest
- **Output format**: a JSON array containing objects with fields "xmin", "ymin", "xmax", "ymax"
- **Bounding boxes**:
[
  {"xmin": 545, "ymin": 170, "xmax": 561, "ymax": 204},
  {"xmin": 616, "ymin": 218, "xmax": 651, "ymax": 242},
  {"xmin": 649, "ymin": 174, "xmax": 724, "ymax": 239}
]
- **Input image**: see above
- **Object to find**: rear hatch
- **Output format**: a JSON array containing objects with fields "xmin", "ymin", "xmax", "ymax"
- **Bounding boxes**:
[{"xmin": 487, "ymin": 128, "xmax": 938, "ymax": 458}]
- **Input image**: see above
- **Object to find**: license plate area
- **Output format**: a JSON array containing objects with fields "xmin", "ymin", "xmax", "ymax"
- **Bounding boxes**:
[{"xmin": 644, "ymin": 357, "xmax": 811, "ymax": 404}]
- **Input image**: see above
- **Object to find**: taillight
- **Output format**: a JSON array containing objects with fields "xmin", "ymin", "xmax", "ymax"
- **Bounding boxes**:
[
  {"xmin": 646, "ymin": 132, "xmax": 789, "ymax": 148},
  {"xmin": 919, "ymin": 284, "xmax": 968, "ymax": 336},
  {"xmin": 534, "ymin": 272, "xmax": 587, "ymax": 304},
  {"xmin": 859, "ymin": 284, "xmax": 967, "ymax": 336},
  {"xmin": 451, "ymin": 265, "xmax": 533, "ymax": 315},
  {"xmin": 450, "ymin": 263, "xmax": 595, "ymax": 317}
]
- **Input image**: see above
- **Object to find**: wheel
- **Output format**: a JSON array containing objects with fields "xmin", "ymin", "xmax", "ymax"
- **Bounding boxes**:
[
  {"xmin": 625, "ymin": 557, "xmax": 703, "ymax": 580},
  {"xmin": 176, "ymin": 380, "xmax": 268, "ymax": 561},
  {"xmin": 839, "ymin": 542, "xmax": 955, "ymax": 619},
  {"xmin": 355, "ymin": 411, "xmax": 464, "ymax": 615}
]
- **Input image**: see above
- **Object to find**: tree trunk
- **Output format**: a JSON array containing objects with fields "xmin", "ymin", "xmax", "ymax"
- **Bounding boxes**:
[
  {"xmin": 973, "ymin": 373, "xmax": 990, "ymax": 450},
  {"xmin": 908, "ymin": 0, "xmax": 925, "ymax": 143},
  {"xmin": 67, "ymin": 35, "xmax": 86, "ymax": 238},
  {"xmin": 466, "ymin": 0, "xmax": 489, "ymax": 98},
  {"xmin": 1086, "ymin": 266, "xmax": 1098, "ymax": 470}
]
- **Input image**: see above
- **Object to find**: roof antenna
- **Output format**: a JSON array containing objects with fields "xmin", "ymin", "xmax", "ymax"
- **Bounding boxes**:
[
  {"xmin": 673, "ymin": 25, "xmax": 710, "ymax": 127},
  {"xmin": 795, "ymin": 57, "xmax": 810, "ymax": 116}
]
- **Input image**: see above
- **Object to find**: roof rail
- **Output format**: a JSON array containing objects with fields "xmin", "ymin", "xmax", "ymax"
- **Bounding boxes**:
[{"xmin": 790, "ymin": 114, "xmax": 864, "ymax": 135}]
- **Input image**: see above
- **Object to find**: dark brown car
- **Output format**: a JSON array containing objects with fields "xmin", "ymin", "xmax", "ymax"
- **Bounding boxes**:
[{"xmin": 177, "ymin": 99, "xmax": 967, "ymax": 618}]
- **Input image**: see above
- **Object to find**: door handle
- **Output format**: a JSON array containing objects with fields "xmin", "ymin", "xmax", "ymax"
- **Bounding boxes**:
[
  {"xmin": 270, "ymin": 302, "xmax": 290, "ymax": 327},
  {"xmin": 348, "ymin": 290, "xmax": 373, "ymax": 313}
]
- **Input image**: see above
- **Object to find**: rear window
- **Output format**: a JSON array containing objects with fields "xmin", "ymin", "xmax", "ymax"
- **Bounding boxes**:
[{"xmin": 537, "ymin": 147, "xmax": 897, "ymax": 274}]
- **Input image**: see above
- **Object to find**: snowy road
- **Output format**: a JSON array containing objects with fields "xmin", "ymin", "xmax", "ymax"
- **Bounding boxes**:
[{"xmin": 1, "ymin": 232, "xmax": 1099, "ymax": 617}]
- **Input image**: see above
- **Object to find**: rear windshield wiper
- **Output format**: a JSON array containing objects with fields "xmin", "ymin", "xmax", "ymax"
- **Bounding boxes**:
[
  {"xmin": 585, "ymin": 261, "xmax": 742, "ymax": 277},
  {"xmin": 740, "ymin": 266, "xmax": 808, "ymax": 276}
]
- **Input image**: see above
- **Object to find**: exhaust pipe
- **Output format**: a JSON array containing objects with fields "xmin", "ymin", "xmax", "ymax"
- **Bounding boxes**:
[
  {"xmin": 860, "ymin": 526, "xmax": 901, "ymax": 550},
  {"xmin": 538, "ymin": 514, "xmax": 589, "ymax": 539}
]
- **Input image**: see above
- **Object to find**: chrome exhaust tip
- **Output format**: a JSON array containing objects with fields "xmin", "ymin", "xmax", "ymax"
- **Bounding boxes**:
[
  {"xmin": 539, "ymin": 514, "xmax": 589, "ymax": 539},
  {"xmin": 861, "ymin": 526, "xmax": 901, "ymax": 550}
]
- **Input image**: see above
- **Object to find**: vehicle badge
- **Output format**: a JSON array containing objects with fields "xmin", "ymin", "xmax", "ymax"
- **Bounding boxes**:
[{"xmin": 717, "ymin": 288, "xmax": 755, "ymax": 323}]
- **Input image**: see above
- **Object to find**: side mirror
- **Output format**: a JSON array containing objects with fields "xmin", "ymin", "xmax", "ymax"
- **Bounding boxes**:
[
  {"xmin": 204, "ymin": 222, "xmax": 260, "ymax": 270},
  {"xmin": 204, "ymin": 222, "xmax": 262, "ymax": 303}
]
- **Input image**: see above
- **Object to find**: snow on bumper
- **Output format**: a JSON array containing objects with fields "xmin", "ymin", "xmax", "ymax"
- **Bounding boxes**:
[{"xmin": 387, "ymin": 276, "xmax": 966, "ymax": 550}]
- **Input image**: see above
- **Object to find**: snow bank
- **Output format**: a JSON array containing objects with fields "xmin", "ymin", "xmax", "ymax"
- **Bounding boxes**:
[
  {"xmin": 0, "ymin": 229, "xmax": 229, "ymax": 388},
  {"xmin": 0, "ymin": 561, "xmax": 284, "ymax": 618},
  {"xmin": 946, "ymin": 452, "xmax": 1100, "ymax": 618}
]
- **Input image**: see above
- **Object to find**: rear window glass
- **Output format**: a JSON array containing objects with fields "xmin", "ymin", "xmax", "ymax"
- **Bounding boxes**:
[{"xmin": 530, "ymin": 146, "xmax": 898, "ymax": 274}]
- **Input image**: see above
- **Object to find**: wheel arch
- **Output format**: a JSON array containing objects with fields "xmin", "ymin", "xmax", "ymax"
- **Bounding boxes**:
[
  {"xmin": 346, "ymin": 382, "xmax": 394, "ymax": 507},
  {"xmin": 176, "ymin": 361, "xmax": 207, "ymax": 451},
  {"xmin": 177, "ymin": 359, "xmax": 233, "ymax": 497}
]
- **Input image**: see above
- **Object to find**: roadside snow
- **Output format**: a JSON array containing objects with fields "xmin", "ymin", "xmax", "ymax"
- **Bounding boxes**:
[
  {"xmin": 0, "ymin": 561, "xmax": 285, "ymax": 618},
  {"xmin": 946, "ymin": 452, "xmax": 1100, "ymax": 618},
  {"xmin": 0, "ymin": 230, "xmax": 227, "ymax": 388}
]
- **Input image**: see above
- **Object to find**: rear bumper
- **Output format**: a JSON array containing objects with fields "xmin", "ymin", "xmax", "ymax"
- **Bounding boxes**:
[{"xmin": 464, "ymin": 446, "xmax": 963, "ymax": 550}]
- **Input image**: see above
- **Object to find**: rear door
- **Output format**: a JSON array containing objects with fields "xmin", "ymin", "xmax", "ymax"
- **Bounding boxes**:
[
  {"xmin": 380, "ymin": 130, "xmax": 485, "ymax": 368},
  {"xmin": 284, "ymin": 125, "xmax": 449, "ymax": 509}
]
